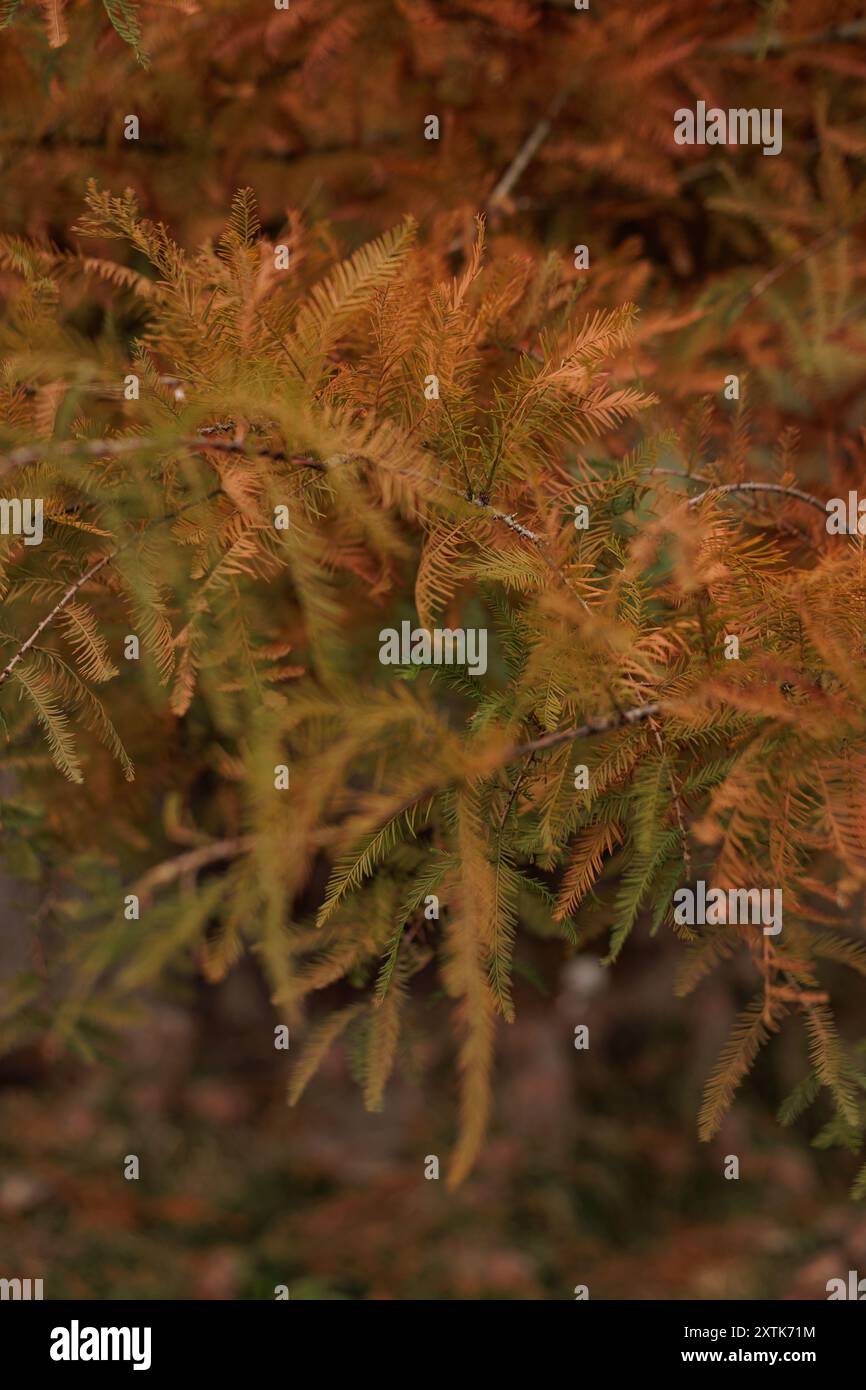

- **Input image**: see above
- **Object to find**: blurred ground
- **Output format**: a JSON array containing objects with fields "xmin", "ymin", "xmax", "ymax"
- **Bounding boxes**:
[{"xmin": 1, "ymin": 930, "xmax": 864, "ymax": 1300}]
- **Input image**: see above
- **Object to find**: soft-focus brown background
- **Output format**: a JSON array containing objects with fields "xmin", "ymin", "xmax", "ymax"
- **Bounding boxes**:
[{"xmin": 2, "ymin": 919, "xmax": 864, "ymax": 1298}]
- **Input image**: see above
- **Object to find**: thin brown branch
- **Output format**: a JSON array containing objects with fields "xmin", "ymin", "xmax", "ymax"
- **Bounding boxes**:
[
  {"xmin": 735, "ymin": 218, "xmax": 862, "ymax": 313},
  {"xmin": 0, "ymin": 551, "xmax": 115, "ymax": 686},
  {"xmin": 446, "ymin": 83, "xmax": 575, "ymax": 255},
  {"xmin": 0, "ymin": 487, "xmax": 221, "ymax": 688},
  {"xmin": 468, "ymin": 494, "xmax": 543, "ymax": 543},
  {"xmin": 0, "ymin": 433, "xmax": 326, "ymax": 475},
  {"xmin": 773, "ymin": 986, "xmax": 830, "ymax": 1004},
  {"xmin": 382, "ymin": 701, "xmax": 663, "ymax": 831},
  {"xmin": 706, "ymin": 19, "xmax": 866, "ymax": 55},
  {"xmin": 687, "ymin": 481, "xmax": 827, "ymax": 515},
  {"xmin": 394, "ymin": 454, "xmax": 548, "ymax": 546},
  {"xmin": 498, "ymin": 751, "xmax": 536, "ymax": 831},
  {"xmin": 505, "ymin": 700, "xmax": 663, "ymax": 761},
  {"xmin": 132, "ymin": 835, "xmax": 254, "ymax": 904},
  {"xmin": 487, "ymin": 84, "xmax": 573, "ymax": 212},
  {"xmin": 649, "ymin": 466, "xmax": 713, "ymax": 487},
  {"xmin": 741, "ymin": 228, "xmax": 838, "ymax": 306}
]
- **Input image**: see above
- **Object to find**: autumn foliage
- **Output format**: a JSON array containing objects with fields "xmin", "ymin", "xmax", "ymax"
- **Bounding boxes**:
[{"xmin": 2, "ymin": 0, "xmax": 866, "ymax": 1190}]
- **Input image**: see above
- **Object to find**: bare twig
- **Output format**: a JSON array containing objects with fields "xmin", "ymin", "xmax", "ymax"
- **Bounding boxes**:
[
  {"xmin": 0, "ymin": 488, "xmax": 221, "ymax": 688},
  {"xmin": 446, "ymin": 82, "xmax": 575, "ymax": 254},
  {"xmin": 386, "ymin": 453, "xmax": 548, "ymax": 546},
  {"xmin": 487, "ymin": 84, "xmax": 574, "ymax": 212},
  {"xmin": 505, "ymin": 700, "xmax": 663, "ymax": 762},
  {"xmin": 498, "ymin": 751, "xmax": 536, "ymax": 831},
  {"xmin": 132, "ymin": 835, "xmax": 254, "ymax": 904},
  {"xmin": 706, "ymin": 19, "xmax": 866, "ymax": 56},
  {"xmin": 0, "ymin": 433, "xmax": 326, "ymax": 475},
  {"xmin": 468, "ymin": 494, "xmax": 543, "ymax": 543},
  {"xmin": 649, "ymin": 466, "xmax": 713, "ymax": 487},
  {"xmin": 0, "ymin": 552, "xmax": 115, "ymax": 686},
  {"xmin": 380, "ymin": 700, "xmax": 664, "ymax": 831},
  {"xmin": 730, "ymin": 216, "xmax": 864, "ymax": 317},
  {"xmin": 739, "ymin": 226, "xmax": 845, "ymax": 309},
  {"xmin": 687, "ymin": 481, "xmax": 827, "ymax": 515}
]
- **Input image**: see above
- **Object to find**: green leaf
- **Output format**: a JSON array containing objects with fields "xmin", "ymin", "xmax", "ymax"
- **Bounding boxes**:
[
  {"xmin": 0, "ymin": 0, "xmax": 22, "ymax": 32},
  {"xmin": 101, "ymin": 0, "xmax": 149, "ymax": 66}
]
